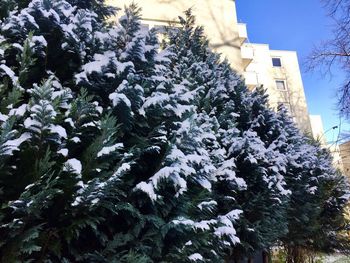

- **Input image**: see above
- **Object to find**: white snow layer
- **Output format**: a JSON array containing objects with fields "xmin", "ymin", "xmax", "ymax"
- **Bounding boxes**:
[
  {"xmin": 57, "ymin": 148, "xmax": 68, "ymax": 157},
  {"xmin": 9, "ymin": 104, "xmax": 27, "ymax": 117},
  {"xmin": 97, "ymin": 143, "xmax": 123, "ymax": 157},
  {"xmin": 3, "ymin": 133, "xmax": 31, "ymax": 155},
  {"xmin": 0, "ymin": 64, "xmax": 18, "ymax": 83},
  {"xmin": 109, "ymin": 93, "xmax": 131, "ymax": 108},
  {"xmin": 64, "ymin": 158, "xmax": 82, "ymax": 174},
  {"xmin": 188, "ymin": 253, "xmax": 203, "ymax": 261},
  {"xmin": 135, "ymin": 181, "xmax": 158, "ymax": 201},
  {"xmin": 31, "ymin": 35, "xmax": 47, "ymax": 47},
  {"xmin": 70, "ymin": 137, "xmax": 81, "ymax": 143},
  {"xmin": 50, "ymin": 125, "xmax": 67, "ymax": 139},
  {"xmin": 0, "ymin": 113, "xmax": 8, "ymax": 122}
]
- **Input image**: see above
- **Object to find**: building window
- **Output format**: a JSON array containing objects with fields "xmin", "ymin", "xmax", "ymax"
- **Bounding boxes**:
[
  {"xmin": 275, "ymin": 80, "xmax": 286, "ymax": 90},
  {"xmin": 272, "ymin": 57, "xmax": 282, "ymax": 67}
]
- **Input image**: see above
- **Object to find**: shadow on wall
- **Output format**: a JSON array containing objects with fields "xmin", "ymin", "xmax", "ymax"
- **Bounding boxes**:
[
  {"xmin": 117, "ymin": 0, "xmax": 241, "ymax": 48},
  {"xmin": 283, "ymin": 71, "xmax": 312, "ymax": 134}
]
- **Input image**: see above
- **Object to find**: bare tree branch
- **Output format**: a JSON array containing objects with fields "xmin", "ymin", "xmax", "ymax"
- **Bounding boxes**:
[{"xmin": 307, "ymin": 0, "xmax": 350, "ymax": 119}]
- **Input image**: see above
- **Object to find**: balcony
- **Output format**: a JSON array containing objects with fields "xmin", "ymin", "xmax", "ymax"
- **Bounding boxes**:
[
  {"xmin": 243, "ymin": 71, "xmax": 258, "ymax": 90},
  {"xmin": 237, "ymin": 23, "xmax": 248, "ymax": 45},
  {"xmin": 241, "ymin": 44, "xmax": 254, "ymax": 70}
]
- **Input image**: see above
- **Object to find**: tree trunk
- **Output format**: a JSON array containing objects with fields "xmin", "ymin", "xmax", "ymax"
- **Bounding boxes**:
[
  {"xmin": 286, "ymin": 245, "xmax": 308, "ymax": 263},
  {"xmin": 262, "ymin": 250, "xmax": 269, "ymax": 263}
]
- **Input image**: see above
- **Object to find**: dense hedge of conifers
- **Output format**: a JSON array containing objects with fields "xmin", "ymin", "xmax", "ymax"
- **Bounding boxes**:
[{"xmin": 0, "ymin": 1, "xmax": 348, "ymax": 262}]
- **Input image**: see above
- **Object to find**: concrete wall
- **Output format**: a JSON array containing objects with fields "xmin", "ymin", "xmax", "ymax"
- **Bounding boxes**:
[
  {"xmin": 329, "ymin": 144, "xmax": 345, "ymax": 173},
  {"xmin": 340, "ymin": 141, "xmax": 350, "ymax": 177}
]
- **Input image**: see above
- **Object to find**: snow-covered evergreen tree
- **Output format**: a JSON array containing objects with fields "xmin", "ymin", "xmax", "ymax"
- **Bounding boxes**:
[
  {"xmin": 0, "ymin": 1, "xmax": 349, "ymax": 262},
  {"xmin": 0, "ymin": 3, "xmax": 237, "ymax": 262},
  {"xmin": 277, "ymin": 106, "xmax": 350, "ymax": 262},
  {"xmin": 127, "ymin": 11, "xmax": 243, "ymax": 262},
  {"xmin": 0, "ymin": 1, "xmax": 134, "ymax": 261},
  {"xmin": 224, "ymin": 88, "xmax": 290, "ymax": 260}
]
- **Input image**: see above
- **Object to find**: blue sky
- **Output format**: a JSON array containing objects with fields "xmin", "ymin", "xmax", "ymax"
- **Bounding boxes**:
[{"xmin": 236, "ymin": 0, "xmax": 349, "ymax": 143}]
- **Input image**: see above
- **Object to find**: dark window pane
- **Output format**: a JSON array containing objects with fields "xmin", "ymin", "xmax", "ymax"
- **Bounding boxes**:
[
  {"xmin": 276, "ymin": 80, "xmax": 286, "ymax": 90},
  {"xmin": 272, "ymin": 57, "xmax": 282, "ymax": 67}
]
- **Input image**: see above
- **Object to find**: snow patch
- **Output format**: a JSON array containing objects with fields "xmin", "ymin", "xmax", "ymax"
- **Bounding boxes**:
[
  {"xmin": 70, "ymin": 137, "xmax": 81, "ymax": 143},
  {"xmin": 135, "ymin": 182, "xmax": 157, "ymax": 201},
  {"xmin": 3, "ymin": 133, "xmax": 31, "ymax": 155},
  {"xmin": 32, "ymin": 35, "xmax": 47, "ymax": 47},
  {"xmin": 9, "ymin": 104, "xmax": 27, "ymax": 117},
  {"xmin": 188, "ymin": 253, "xmax": 203, "ymax": 261},
  {"xmin": 57, "ymin": 148, "xmax": 68, "ymax": 157},
  {"xmin": 64, "ymin": 158, "xmax": 82, "ymax": 174},
  {"xmin": 0, "ymin": 64, "xmax": 18, "ymax": 83},
  {"xmin": 109, "ymin": 93, "xmax": 131, "ymax": 108},
  {"xmin": 0, "ymin": 113, "xmax": 8, "ymax": 122},
  {"xmin": 97, "ymin": 143, "xmax": 123, "ymax": 157},
  {"xmin": 50, "ymin": 125, "xmax": 67, "ymax": 139}
]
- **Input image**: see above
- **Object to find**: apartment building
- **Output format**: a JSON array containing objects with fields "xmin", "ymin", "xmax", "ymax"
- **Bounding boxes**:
[
  {"xmin": 243, "ymin": 44, "xmax": 312, "ymax": 132},
  {"xmin": 108, "ymin": 0, "xmax": 313, "ymax": 134}
]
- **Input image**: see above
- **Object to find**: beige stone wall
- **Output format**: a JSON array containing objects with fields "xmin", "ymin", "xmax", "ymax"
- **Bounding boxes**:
[
  {"xmin": 329, "ymin": 144, "xmax": 345, "ymax": 174},
  {"xmin": 340, "ymin": 141, "xmax": 350, "ymax": 177},
  {"xmin": 107, "ymin": 0, "xmax": 244, "ymax": 72}
]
